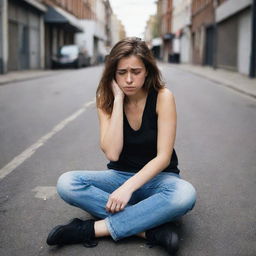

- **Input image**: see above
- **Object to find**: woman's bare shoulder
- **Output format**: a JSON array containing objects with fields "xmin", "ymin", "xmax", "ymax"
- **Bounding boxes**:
[
  {"xmin": 158, "ymin": 87, "xmax": 174, "ymax": 97},
  {"xmin": 156, "ymin": 88, "xmax": 175, "ymax": 114},
  {"xmin": 157, "ymin": 88, "xmax": 175, "ymax": 107},
  {"xmin": 156, "ymin": 88, "xmax": 176, "ymax": 119}
]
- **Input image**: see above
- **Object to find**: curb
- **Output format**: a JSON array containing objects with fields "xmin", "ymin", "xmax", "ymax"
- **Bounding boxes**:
[
  {"xmin": 0, "ymin": 71, "xmax": 64, "ymax": 86},
  {"xmin": 174, "ymin": 66, "xmax": 256, "ymax": 100}
]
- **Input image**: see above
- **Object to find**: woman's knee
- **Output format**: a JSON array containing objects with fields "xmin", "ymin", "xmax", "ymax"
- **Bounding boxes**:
[
  {"xmin": 56, "ymin": 171, "xmax": 77, "ymax": 200},
  {"xmin": 165, "ymin": 179, "xmax": 197, "ymax": 213},
  {"xmin": 176, "ymin": 180, "xmax": 197, "ymax": 211}
]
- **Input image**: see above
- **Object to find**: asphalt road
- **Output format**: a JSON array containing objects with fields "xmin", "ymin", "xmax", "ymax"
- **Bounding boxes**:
[{"xmin": 0, "ymin": 64, "xmax": 255, "ymax": 256}]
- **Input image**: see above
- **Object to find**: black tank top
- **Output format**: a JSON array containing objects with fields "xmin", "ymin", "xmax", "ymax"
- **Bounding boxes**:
[{"xmin": 107, "ymin": 88, "xmax": 180, "ymax": 174}]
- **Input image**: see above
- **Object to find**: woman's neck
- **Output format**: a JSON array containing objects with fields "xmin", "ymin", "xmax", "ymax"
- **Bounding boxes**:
[{"xmin": 125, "ymin": 89, "xmax": 147, "ymax": 105}]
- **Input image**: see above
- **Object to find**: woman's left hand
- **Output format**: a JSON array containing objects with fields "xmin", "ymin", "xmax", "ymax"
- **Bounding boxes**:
[{"xmin": 106, "ymin": 185, "xmax": 133, "ymax": 213}]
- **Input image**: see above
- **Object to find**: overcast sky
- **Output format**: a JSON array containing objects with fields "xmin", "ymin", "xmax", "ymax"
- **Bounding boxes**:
[{"xmin": 109, "ymin": 0, "xmax": 157, "ymax": 38}]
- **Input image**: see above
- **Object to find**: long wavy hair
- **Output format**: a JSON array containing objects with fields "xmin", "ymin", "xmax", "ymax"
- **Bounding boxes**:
[{"xmin": 96, "ymin": 37, "xmax": 165, "ymax": 115}]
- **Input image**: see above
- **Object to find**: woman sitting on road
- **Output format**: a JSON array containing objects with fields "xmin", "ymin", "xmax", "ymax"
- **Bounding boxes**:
[{"xmin": 46, "ymin": 37, "xmax": 197, "ymax": 255}]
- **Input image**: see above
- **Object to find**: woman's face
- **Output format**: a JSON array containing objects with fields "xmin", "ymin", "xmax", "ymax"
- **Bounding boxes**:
[{"xmin": 115, "ymin": 55, "xmax": 147, "ymax": 95}]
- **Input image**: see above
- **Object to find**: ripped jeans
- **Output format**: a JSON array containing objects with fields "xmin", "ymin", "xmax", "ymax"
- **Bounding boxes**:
[{"xmin": 56, "ymin": 169, "xmax": 196, "ymax": 241}]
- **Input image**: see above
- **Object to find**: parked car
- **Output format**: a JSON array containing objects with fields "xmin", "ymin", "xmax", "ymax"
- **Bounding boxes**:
[{"xmin": 51, "ymin": 45, "xmax": 90, "ymax": 69}]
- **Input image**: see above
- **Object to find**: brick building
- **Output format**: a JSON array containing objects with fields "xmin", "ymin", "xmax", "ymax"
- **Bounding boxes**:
[
  {"xmin": 156, "ymin": 0, "xmax": 174, "ymax": 62},
  {"xmin": 191, "ymin": 0, "xmax": 216, "ymax": 66}
]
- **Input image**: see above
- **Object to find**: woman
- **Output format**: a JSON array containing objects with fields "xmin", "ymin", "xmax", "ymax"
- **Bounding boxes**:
[{"xmin": 46, "ymin": 37, "xmax": 196, "ymax": 255}]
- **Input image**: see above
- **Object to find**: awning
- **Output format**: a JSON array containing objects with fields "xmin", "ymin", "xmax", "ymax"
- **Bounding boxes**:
[
  {"xmin": 44, "ymin": 6, "xmax": 83, "ymax": 32},
  {"xmin": 23, "ymin": 0, "xmax": 47, "ymax": 12}
]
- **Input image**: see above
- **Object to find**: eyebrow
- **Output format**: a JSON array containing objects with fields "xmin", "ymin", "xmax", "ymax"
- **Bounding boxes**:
[{"xmin": 117, "ymin": 68, "xmax": 143, "ymax": 71}]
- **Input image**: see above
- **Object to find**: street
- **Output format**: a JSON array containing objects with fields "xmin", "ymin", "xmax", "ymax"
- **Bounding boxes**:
[{"xmin": 0, "ymin": 64, "xmax": 256, "ymax": 256}]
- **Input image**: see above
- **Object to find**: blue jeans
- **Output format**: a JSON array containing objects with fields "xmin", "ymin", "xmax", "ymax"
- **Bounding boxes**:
[{"xmin": 57, "ymin": 169, "xmax": 196, "ymax": 241}]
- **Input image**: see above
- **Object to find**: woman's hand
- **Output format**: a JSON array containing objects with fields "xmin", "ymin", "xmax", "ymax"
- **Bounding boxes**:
[
  {"xmin": 106, "ymin": 185, "xmax": 133, "ymax": 213},
  {"xmin": 112, "ymin": 80, "xmax": 124, "ymax": 99}
]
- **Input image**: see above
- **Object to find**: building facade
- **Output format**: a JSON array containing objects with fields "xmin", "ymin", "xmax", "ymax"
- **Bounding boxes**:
[
  {"xmin": 216, "ymin": 0, "xmax": 255, "ymax": 76},
  {"xmin": 0, "ymin": 0, "xmax": 122, "ymax": 73},
  {"xmin": 75, "ymin": 0, "xmax": 115, "ymax": 64},
  {"xmin": 144, "ymin": 15, "xmax": 158, "ymax": 47},
  {"xmin": 172, "ymin": 0, "xmax": 192, "ymax": 63},
  {"xmin": 1, "ymin": 0, "xmax": 47, "ymax": 73},
  {"xmin": 160, "ymin": 0, "xmax": 173, "ymax": 62},
  {"xmin": 146, "ymin": 0, "xmax": 255, "ymax": 78},
  {"xmin": 43, "ymin": 0, "xmax": 88, "ymax": 68},
  {"xmin": 111, "ymin": 13, "xmax": 126, "ymax": 46},
  {"xmin": 191, "ymin": 0, "xmax": 216, "ymax": 66}
]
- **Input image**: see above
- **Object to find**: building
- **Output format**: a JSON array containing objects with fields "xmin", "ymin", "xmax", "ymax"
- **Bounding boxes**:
[
  {"xmin": 0, "ymin": 0, "xmax": 47, "ymax": 73},
  {"xmin": 118, "ymin": 20, "xmax": 126, "ymax": 42},
  {"xmin": 0, "ymin": 0, "xmax": 89, "ymax": 73},
  {"xmin": 172, "ymin": 0, "xmax": 192, "ymax": 63},
  {"xmin": 144, "ymin": 14, "xmax": 162, "ymax": 59},
  {"xmin": 0, "ymin": 0, "xmax": 119, "ymax": 73},
  {"xmin": 75, "ymin": 0, "xmax": 112, "ymax": 65},
  {"xmin": 216, "ymin": 0, "xmax": 256, "ymax": 77},
  {"xmin": 144, "ymin": 15, "xmax": 157, "ymax": 46},
  {"xmin": 191, "ymin": 0, "xmax": 216, "ymax": 66},
  {"xmin": 111, "ymin": 13, "xmax": 126, "ymax": 47},
  {"xmin": 158, "ymin": 0, "xmax": 174, "ymax": 62},
  {"xmin": 43, "ymin": 0, "xmax": 87, "ymax": 68}
]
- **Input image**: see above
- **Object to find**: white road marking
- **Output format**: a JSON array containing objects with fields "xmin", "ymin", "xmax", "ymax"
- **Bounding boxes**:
[
  {"xmin": 32, "ymin": 186, "xmax": 57, "ymax": 200},
  {"xmin": 0, "ymin": 99, "xmax": 96, "ymax": 180}
]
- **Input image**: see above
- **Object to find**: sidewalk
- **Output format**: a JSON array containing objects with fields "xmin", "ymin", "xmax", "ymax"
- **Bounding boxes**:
[
  {"xmin": 0, "ymin": 70, "xmax": 62, "ymax": 85},
  {"xmin": 1, "ymin": 65, "xmax": 256, "ymax": 99},
  {"xmin": 169, "ymin": 63, "xmax": 256, "ymax": 99}
]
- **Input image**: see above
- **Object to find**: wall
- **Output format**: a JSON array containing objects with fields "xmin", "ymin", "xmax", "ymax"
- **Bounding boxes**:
[
  {"xmin": 180, "ymin": 26, "xmax": 192, "ymax": 63},
  {"xmin": 191, "ymin": 0, "xmax": 214, "ymax": 64},
  {"xmin": 237, "ymin": 8, "xmax": 251, "ymax": 75},
  {"xmin": 75, "ymin": 19, "xmax": 95, "ymax": 58}
]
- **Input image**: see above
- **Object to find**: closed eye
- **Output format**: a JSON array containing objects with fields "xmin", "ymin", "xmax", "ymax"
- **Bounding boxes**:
[
  {"xmin": 117, "ymin": 71, "xmax": 126, "ymax": 75},
  {"xmin": 117, "ymin": 70, "xmax": 141, "ymax": 75}
]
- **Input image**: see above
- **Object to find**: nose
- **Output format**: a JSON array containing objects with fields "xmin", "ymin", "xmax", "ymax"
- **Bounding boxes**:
[{"xmin": 126, "ymin": 72, "xmax": 133, "ymax": 84}]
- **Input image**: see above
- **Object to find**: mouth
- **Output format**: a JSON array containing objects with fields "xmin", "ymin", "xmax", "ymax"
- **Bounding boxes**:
[{"xmin": 124, "ymin": 87, "xmax": 136, "ymax": 90}]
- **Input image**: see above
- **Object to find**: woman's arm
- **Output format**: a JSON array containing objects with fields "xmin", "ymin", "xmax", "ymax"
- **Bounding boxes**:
[
  {"xmin": 123, "ymin": 88, "xmax": 177, "ymax": 192},
  {"xmin": 97, "ymin": 80, "xmax": 124, "ymax": 161}
]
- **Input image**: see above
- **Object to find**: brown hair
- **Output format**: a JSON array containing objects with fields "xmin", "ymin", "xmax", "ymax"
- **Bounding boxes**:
[{"xmin": 96, "ymin": 37, "xmax": 165, "ymax": 115}]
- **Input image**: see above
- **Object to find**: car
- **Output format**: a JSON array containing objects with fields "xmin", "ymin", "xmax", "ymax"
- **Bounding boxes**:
[{"xmin": 51, "ymin": 44, "xmax": 90, "ymax": 69}]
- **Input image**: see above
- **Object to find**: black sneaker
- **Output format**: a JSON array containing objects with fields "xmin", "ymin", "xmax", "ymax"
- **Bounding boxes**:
[
  {"xmin": 145, "ymin": 222, "xmax": 179, "ymax": 255},
  {"xmin": 46, "ymin": 218, "xmax": 98, "ymax": 247}
]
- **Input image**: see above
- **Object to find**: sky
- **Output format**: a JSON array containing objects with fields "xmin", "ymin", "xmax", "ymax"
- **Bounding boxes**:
[{"xmin": 109, "ymin": 0, "xmax": 157, "ymax": 38}]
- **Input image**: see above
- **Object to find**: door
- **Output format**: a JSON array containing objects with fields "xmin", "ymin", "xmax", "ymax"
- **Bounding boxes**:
[
  {"xmin": 19, "ymin": 24, "xmax": 29, "ymax": 70},
  {"xmin": 8, "ymin": 21, "xmax": 18, "ymax": 70},
  {"xmin": 29, "ymin": 28, "xmax": 40, "ymax": 69},
  {"xmin": 204, "ymin": 25, "xmax": 214, "ymax": 66}
]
